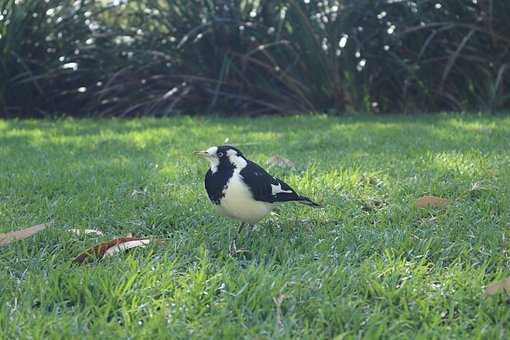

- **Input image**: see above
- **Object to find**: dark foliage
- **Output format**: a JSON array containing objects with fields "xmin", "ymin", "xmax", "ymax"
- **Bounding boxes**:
[{"xmin": 1, "ymin": 0, "xmax": 509, "ymax": 117}]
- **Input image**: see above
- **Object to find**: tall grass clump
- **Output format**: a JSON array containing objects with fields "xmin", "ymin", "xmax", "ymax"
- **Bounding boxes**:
[
  {"xmin": 0, "ymin": 0, "xmax": 98, "ymax": 116},
  {"xmin": 1, "ymin": 0, "xmax": 509, "ymax": 117}
]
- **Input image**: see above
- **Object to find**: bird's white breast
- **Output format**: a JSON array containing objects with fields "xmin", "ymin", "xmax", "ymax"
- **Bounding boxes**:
[{"xmin": 217, "ymin": 172, "xmax": 272, "ymax": 224}]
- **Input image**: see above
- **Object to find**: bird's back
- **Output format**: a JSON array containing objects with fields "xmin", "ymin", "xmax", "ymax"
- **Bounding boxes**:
[{"xmin": 241, "ymin": 160, "xmax": 320, "ymax": 207}]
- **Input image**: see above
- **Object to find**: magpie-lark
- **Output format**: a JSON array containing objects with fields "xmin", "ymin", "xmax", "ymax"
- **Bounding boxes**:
[{"xmin": 196, "ymin": 145, "xmax": 320, "ymax": 239}]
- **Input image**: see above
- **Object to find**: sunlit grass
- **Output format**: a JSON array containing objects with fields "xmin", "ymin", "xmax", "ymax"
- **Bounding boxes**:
[{"xmin": 1, "ymin": 114, "xmax": 510, "ymax": 338}]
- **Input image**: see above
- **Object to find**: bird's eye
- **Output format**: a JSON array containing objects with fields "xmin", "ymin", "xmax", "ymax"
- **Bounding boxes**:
[{"xmin": 217, "ymin": 152, "xmax": 224, "ymax": 157}]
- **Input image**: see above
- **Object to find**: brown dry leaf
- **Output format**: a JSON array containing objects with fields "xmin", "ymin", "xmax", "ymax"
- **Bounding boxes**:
[
  {"xmin": 73, "ymin": 236, "xmax": 152, "ymax": 264},
  {"xmin": 484, "ymin": 277, "xmax": 510, "ymax": 297},
  {"xmin": 104, "ymin": 239, "xmax": 151, "ymax": 257},
  {"xmin": 68, "ymin": 229, "xmax": 104, "ymax": 236},
  {"xmin": 416, "ymin": 196, "xmax": 449, "ymax": 209},
  {"xmin": 0, "ymin": 223, "xmax": 50, "ymax": 246},
  {"xmin": 267, "ymin": 155, "xmax": 295, "ymax": 169}
]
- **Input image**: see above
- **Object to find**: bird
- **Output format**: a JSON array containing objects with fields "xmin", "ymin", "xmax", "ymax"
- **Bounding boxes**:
[{"xmin": 195, "ymin": 145, "xmax": 320, "ymax": 250}]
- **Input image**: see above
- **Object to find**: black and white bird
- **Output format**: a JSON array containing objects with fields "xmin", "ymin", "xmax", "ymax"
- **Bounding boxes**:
[{"xmin": 195, "ymin": 145, "xmax": 320, "ymax": 236}]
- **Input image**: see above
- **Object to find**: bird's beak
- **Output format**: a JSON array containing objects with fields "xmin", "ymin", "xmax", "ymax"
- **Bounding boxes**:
[{"xmin": 194, "ymin": 150, "xmax": 209, "ymax": 158}]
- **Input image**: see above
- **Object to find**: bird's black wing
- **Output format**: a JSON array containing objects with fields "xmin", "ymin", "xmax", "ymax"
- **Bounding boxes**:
[{"xmin": 240, "ymin": 160, "xmax": 319, "ymax": 207}]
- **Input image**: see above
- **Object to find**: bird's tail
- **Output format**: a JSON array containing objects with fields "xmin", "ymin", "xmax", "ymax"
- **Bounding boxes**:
[{"xmin": 298, "ymin": 196, "xmax": 322, "ymax": 208}]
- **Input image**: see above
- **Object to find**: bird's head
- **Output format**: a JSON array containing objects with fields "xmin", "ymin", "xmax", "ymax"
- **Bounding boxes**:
[{"xmin": 195, "ymin": 145, "xmax": 247, "ymax": 171}]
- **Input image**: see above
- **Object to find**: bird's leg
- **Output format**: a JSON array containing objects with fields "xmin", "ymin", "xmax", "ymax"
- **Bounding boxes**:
[
  {"xmin": 229, "ymin": 238, "xmax": 237, "ymax": 256},
  {"xmin": 237, "ymin": 222, "xmax": 246, "ymax": 234},
  {"xmin": 229, "ymin": 222, "xmax": 250, "ymax": 256},
  {"xmin": 246, "ymin": 224, "xmax": 255, "ymax": 237}
]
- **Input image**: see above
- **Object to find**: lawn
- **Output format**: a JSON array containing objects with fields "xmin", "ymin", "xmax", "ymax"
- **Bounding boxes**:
[{"xmin": 1, "ymin": 114, "xmax": 510, "ymax": 338}]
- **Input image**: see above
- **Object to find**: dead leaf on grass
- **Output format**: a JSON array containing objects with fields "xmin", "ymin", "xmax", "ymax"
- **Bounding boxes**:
[
  {"xmin": 267, "ymin": 155, "xmax": 295, "ymax": 169},
  {"xmin": 0, "ymin": 223, "xmax": 51, "ymax": 246},
  {"xmin": 104, "ymin": 239, "xmax": 152, "ymax": 257},
  {"xmin": 416, "ymin": 196, "xmax": 450, "ymax": 209},
  {"xmin": 73, "ymin": 236, "xmax": 153, "ymax": 264},
  {"xmin": 485, "ymin": 277, "xmax": 510, "ymax": 297}
]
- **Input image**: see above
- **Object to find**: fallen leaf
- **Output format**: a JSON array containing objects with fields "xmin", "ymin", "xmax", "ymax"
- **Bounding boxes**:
[
  {"xmin": 0, "ymin": 223, "xmax": 50, "ymax": 246},
  {"xmin": 416, "ymin": 196, "xmax": 449, "ymax": 209},
  {"xmin": 267, "ymin": 155, "xmax": 295, "ymax": 169},
  {"xmin": 73, "ymin": 236, "xmax": 152, "ymax": 264},
  {"xmin": 68, "ymin": 229, "xmax": 104, "ymax": 236},
  {"xmin": 485, "ymin": 277, "xmax": 510, "ymax": 297},
  {"xmin": 104, "ymin": 239, "xmax": 151, "ymax": 257}
]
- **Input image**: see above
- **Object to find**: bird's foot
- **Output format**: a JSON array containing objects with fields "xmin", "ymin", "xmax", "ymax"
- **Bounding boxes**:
[{"xmin": 229, "ymin": 239, "xmax": 250, "ymax": 257}]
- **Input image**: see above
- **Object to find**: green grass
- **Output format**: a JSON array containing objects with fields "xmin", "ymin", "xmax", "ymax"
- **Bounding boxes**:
[{"xmin": 1, "ymin": 114, "xmax": 510, "ymax": 338}]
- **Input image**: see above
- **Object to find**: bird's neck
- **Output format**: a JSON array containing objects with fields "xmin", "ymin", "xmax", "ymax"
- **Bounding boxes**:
[
  {"xmin": 210, "ymin": 159, "xmax": 233, "ymax": 174},
  {"xmin": 209, "ymin": 155, "xmax": 247, "ymax": 174},
  {"xmin": 227, "ymin": 154, "xmax": 248, "ymax": 170}
]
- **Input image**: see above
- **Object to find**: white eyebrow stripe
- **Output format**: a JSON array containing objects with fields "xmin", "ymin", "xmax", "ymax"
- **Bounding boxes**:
[
  {"xmin": 271, "ymin": 183, "xmax": 293, "ymax": 195},
  {"xmin": 206, "ymin": 146, "xmax": 218, "ymax": 155}
]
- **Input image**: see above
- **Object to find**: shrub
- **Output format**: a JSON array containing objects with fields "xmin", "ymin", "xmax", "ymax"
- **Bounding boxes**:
[
  {"xmin": 0, "ymin": 0, "xmax": 99, "ymax": 116},
  {"xmin": 1, "ymin": 0, "xmax": 509, "ymax": 117}
]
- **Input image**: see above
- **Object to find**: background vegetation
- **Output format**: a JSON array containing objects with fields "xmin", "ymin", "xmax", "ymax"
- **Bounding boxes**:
[{"xmin": 1, "ymin": 0, "xmax": 509, "ymax": 117}]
